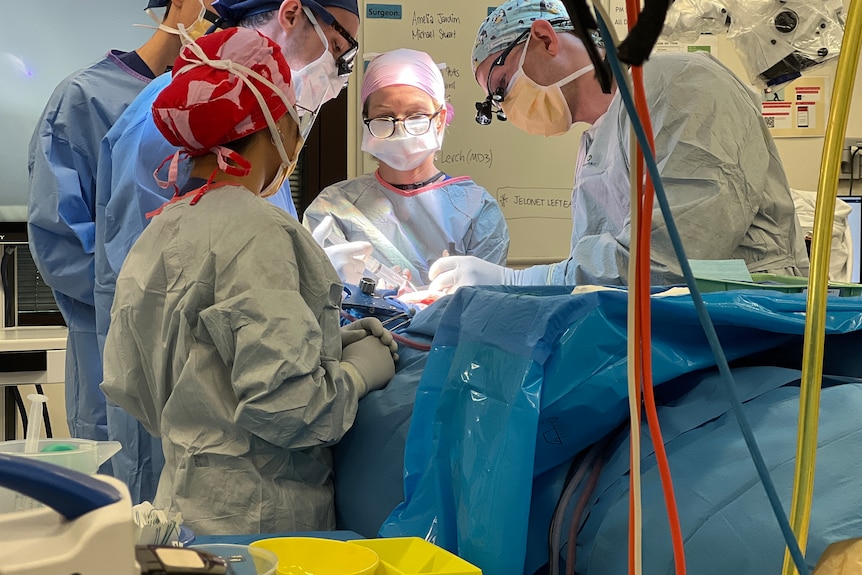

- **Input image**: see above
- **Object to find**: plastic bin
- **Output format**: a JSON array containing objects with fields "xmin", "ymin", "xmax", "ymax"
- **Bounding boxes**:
[
  {"xmin": 348, "ymin": 537, "xmax": 482, "ymax": 575},
  {"xmin": 251, "ymin": 537, "xmax": 379, "ymax": 575},
  {"xmin": 695, "ymin": 273, "xmax": 862, "ymax": 297}
]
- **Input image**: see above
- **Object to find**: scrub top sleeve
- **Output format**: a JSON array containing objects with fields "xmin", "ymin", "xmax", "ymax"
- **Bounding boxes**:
[
  {"xmin": 198, "ymin": 224, "xmax": 358, "ymax": 449},
  {"xmin": 467, "ymin": 197, "xmax": 510, "ymax": 266},
  {"xmin": 101, "ymin": 299, "xmax": 164, "ymax": 437},
  {"xmin": 28, "ymin": 130, "xmax": 97, "ymax": 306}
]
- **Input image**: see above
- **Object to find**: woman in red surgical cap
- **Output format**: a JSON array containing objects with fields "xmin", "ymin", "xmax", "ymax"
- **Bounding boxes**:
[{"xmin": 100, "ymin": 26, "xmax": 397, "ymax": 536}]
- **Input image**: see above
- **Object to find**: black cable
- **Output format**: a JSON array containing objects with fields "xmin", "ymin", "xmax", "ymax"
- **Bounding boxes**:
[
  {"xmin": 34, "ymin": 384, "xmax": 53, "ymax": 438},
  {"xmin": 1, "ymin": 246, "xmax": 14, "ymax": 326},
  {"xmin": 12, "ymin": 387, "xmax": 27, "ymax": 436},
  {"xmin": 616, "ymin": 0, "xmax": 673, "ymax": 66},
  {"xmin": 850, "ymin": 147, "xmax": 860, "ymax": 196},
  {"xmin": 559, "ymin": 0, "xmax": 614, "ymax": 93}
]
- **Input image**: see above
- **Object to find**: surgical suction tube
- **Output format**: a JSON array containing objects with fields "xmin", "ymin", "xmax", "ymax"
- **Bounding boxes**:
[{"xmin": 781, "ymin": 2, "xmax": 862, "ymax": 574}]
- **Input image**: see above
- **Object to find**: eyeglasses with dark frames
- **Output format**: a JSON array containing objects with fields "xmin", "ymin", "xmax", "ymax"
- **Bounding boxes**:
[
  {"xmin": 363, "ymin": 106, "xmax": 444, "ymax": 139},
  {"xmin": 474, "ymin": 19, "xmax": 572, "ymax": 125}
]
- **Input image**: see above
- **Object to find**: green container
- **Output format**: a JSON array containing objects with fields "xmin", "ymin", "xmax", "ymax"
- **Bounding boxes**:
[{"xmin": 695, "ymin": 273, "xmax": 862, "ymax": 297}]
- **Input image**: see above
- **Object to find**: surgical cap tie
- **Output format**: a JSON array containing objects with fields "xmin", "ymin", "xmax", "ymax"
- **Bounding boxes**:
[{"xmin": 153, "ymin": 25, "xmax": 301, "ymax": 194}]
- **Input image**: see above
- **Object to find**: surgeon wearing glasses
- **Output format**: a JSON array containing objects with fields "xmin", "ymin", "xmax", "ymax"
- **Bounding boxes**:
[{"xmin": 303, "ymin": 48, "xmax": 509, "ymax": 287}]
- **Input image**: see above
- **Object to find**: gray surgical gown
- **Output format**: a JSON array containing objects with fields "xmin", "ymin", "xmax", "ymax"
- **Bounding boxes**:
[
  {"xmin": 518, "ymin": 52, "xmax": 809, "ymax": 286},
  {"xmin": 303, "ymin": 173, "xmax": 509, "ymax": 285},
  {"xmin": 101, "ymin": 185, "xmax": 363, "ymax": 535}
]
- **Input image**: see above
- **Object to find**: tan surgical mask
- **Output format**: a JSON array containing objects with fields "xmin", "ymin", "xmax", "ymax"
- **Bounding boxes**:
[{"xmin": 499, "ymin": 34, "xmax": 594, "ymax": 137}]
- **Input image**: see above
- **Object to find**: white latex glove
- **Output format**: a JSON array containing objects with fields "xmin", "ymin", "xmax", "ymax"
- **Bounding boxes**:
[
  {"xmin": 325, "ymin": 242, "xmax": 373, "ymax": 285},
  {"xmin": 340, "ymin": 317, "xmax": 399, "ymax": 362},
  {"xmin": 310, "ymin": 214, "xmax": 336, "ymax": 246},
  {"xmin": 428, "ymin": 255, "xmax": 517, "ymax": 293},
  {"xmin": 341, "ymin": 335, "xmax": 396, "ymax": 396},
  {"xmin": 311, "ymin": 215, "xmax": 374, "ymax": 285}
]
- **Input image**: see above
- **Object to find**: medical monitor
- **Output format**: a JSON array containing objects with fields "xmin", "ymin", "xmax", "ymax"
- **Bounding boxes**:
[
  {"xmin": 839, "ymin": 196, "xmax": 862, "ymax": 284},
  {"xmin": 0, "ymin": 1, "xmax": 150, "ymax": 224}
]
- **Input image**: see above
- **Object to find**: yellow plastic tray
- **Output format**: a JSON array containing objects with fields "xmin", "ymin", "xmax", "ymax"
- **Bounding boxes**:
[{"xmin": 348, "ymin": 537, "xmax": 482, "ymax": 575}]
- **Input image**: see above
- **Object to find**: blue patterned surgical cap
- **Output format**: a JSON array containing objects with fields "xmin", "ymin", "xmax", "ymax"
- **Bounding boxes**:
[{"xmin": 472, "ymin": 0, "xmax": 603, "ymax": 73}]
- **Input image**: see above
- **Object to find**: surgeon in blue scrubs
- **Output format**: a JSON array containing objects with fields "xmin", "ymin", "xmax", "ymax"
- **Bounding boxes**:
[
  {"xmin": 94, "ymin": 0, "xmax": 363, "ymax": 504},
  {"xmin": 27, "ymin": 0, "xmax": 216, "ymax": 489}
]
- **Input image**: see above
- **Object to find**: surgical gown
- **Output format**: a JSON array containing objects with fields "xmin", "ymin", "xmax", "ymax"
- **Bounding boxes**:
[
  {"xmin": 517, "ymin": 52, "xmax": 809, "ymax": 286},
  {"xmin": 101, "ymin": 185, "xmax": 365, "ymax": 535},
  {"xmin": 94, "ymin": 72, "xmax": 296, "ymax": 503},
  {"xmin": 303, "ymin": 173, "xmax": 509, "ymax": 285},
  {"xmin": 27, "ymin": 52, "xmax": 153, "ymax": 451}
]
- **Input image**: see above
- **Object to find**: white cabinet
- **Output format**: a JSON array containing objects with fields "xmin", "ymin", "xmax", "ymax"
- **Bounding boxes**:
[{"xmin": 0, "ymin": 327, "xmax": 68, "ymax": 440}]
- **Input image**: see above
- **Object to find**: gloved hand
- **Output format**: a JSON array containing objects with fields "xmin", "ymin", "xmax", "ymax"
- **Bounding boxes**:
[
  {"xmin": 341, "ymin": 335, "xmax": 396, "ymax": 397},
  {"xmin": 325, "ymin": 242, "xmax": 373, "ymax": 284},
  {"xmin": 310, "ymin": 215, "xmax": 373, "ymax": 285},
  {"xmin": 310, "ymin": 215, "xmax": 336, "ymax": 246},
  {"xmin": 428, "ymin": 255, "xmax": 519, "ymax": 293},
  {"xmin": 340, "ymin": 317, "xmax": 399, "ymax": 362}
]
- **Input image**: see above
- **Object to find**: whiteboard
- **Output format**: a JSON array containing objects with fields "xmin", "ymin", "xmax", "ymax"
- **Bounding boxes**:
[
  {"xmin": 0, "ymin": 1, "xmax": 151, "ymax": 223},
  {"xmin": 355, "ymin": 1, "xmax": 585, "ymax": 264}
]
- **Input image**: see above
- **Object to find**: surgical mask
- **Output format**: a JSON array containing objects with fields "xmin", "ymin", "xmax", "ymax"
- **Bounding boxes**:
[
  {"xmin": 140, "ymin": 0, "xmax": 213, "ymax": 43},
  {"xmin": 361, "ymin": 122, "xmax": 443, "ymax": 172},
  {"xmin": 500, "ymin": 34, "xmax": 594, "ymax": 136},
  {"xmin": 261, "ymin": 128, "xmax": 303, "ymax": 198},
  {"xmin": 292, "ymin": 7, "xmax": 348, "ymax": 122}
]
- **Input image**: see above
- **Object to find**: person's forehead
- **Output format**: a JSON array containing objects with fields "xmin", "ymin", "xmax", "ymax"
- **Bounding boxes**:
[
  {"xmin": 366, "ymin": 85, "xmax": 435, "ymax": 110},
  {"xmin": 324, "ymin": 7, "xmax": 359, "ymax": 36}
]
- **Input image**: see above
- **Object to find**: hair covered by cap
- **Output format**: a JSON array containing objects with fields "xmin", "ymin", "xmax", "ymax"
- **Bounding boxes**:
[
  {"xmin": 152, "ymin": 27, "xmax": 295, "ymax": 155},
  {"xmin": 471, "ymin": 0, "xmax": 575, "ymax": 72},
  {"xmin": 212, "ymin": 0, "xmax": 359, "ymax": 26},
  {"xmin": 361, "ymin": 49, "xmax": 454, "ymax": 124}
]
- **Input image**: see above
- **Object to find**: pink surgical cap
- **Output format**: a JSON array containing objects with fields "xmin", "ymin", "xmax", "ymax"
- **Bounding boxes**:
[{"xmin": 361, "ymin": 49, "xmax": 454, "ymax": 124}]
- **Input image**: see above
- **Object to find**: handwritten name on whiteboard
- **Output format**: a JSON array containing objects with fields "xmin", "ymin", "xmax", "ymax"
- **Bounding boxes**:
[
  {"xmin": 411, "ymin": 11, "xmax": 460, "ymax": 41},
  {"xmin": 439, "ymin": 148, "xmax": 493, "ymax": 168},
  {"xmin": 495, "ymin": 187, "xmax": 573, "ymax": 220}
]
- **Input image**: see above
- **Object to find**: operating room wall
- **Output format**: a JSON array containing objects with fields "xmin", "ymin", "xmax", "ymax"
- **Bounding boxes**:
[
  {"xmin": 0, "ymin": 1, "xmax": 152, "ymax": 223},
  {"xmin": 347, "ymin": 1, "xmax": 862, "ymax": 266},
  {"xmin": 711, "ymin": 34, "xmax": 862, "ymax": 196}
]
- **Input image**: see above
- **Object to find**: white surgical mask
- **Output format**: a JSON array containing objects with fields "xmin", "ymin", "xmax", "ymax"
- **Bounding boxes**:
[
  {"xmin": 361, "ymin": 123, "xmax": 443, "ymax": 172},
  {"xmin": 292, "ymin": 7, "xmax": 348, "ymax": 125},
  {"xmin": 500, "ymin": 34, "xmax": 594, "ymax": 136}
]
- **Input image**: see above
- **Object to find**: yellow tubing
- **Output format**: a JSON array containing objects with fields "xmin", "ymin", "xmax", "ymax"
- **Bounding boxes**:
[{"xmin": 781, "ymin": 2, "xmax": 862, "ymax": 574}]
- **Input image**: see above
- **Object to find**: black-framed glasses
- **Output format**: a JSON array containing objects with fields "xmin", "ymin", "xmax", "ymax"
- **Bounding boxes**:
[
  {"xmin": 364, "ymin": 106, "xmax": 444, "ymax": 139},
  {"xmin": 330, "ymin": 18, "xmax": 359, "ymax": 77},
  {"xmin": 475, "ymin": 19, "xmax": 572, "ymax": 125}
]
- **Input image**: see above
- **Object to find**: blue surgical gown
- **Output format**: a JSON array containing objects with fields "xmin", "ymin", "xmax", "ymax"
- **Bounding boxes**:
[
  {"xmin": 303, "ymin": 172, "xmax": 509, "ymax": 285},
  {"xmin": 27, "ymin": 52, "xmax": 153, "ymax": 468},
  {"xmin": 94, "ymin": 71, "xmax": 296, "ymax": 503}
]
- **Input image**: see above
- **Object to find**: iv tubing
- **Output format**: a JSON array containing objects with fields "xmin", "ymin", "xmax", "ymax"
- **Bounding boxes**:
[
  {"xmin": 781, "ymin": 2, "xmax": 862, "ymax": 573},
  {"xmin": 626, "ymin": 124, "xmax": 644, "ymax": 575},
  {"xmin": 593, "ymin": 8, "xmax": 809, "ymax": 574},
  {"xmin": 593, "ymin": 1, "xmax": 687, "ymax": 572}
]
